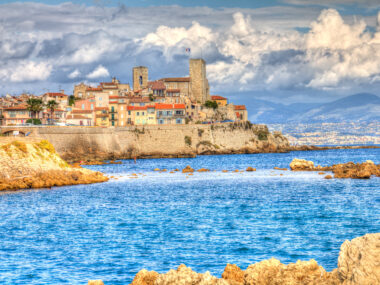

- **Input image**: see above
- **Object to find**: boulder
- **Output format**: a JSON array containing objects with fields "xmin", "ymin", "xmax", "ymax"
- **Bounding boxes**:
[
  {"xmin": 131, "ymin": 269, "xmax": 159, "ymax": 285},
  {"xmin": 246, "ymin": 167, "xmax": 256, "ymax": 172},
  {"xmin": 290, "ymin": 159, "xmax": 315, "ymax": 171},
  {"xmin": 197, "ymin": 168, "xmax": 210, "ymax": 172},
  {"xmin": 182, "ymin": 166, "xmax": 194, "ymax": 173},
  {"xmin": 338, "ymin": 233, "xmax": 380, "ymax": 284},
  {"xmin": 88, "ymin": 281, "xmax": 104, "ymax": 285},
  {"xmin": 221, "ymin": 263, "xmax": 244, "ymax": 284},
  {"xmin": 332, "ymin": 161, "xmax": 380, "ymax": 179},
  {"xmin": 325, "ymin": 175, "xmax": 333, "ymax": 179},
  {"xmin": 244, "ymin": 258, "xmax": 339, "ymax": 285}
]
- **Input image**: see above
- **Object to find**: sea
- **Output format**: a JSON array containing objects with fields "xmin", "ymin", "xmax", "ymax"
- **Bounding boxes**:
[{"xmin": 0, "ymin": 148, "xmax": 379, "ymax": 284}]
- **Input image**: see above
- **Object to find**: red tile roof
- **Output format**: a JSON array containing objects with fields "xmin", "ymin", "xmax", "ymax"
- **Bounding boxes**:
[
  {"xmin": 127, "ymin": 106, "xmax": 147, "ymax": 111},
  {"xmin": 86, "ymin": 87, "xmax": 102, "ymax": 92},
  {"xmin": 211, "ymin": 95, "xmax": 227, "ymax": 100},
  {"xmin": 234, "ymin": 105, "xmax": 246, "ymax": 110},
  {"xmin": 67, "ymin": 114, "xmax": 90, "ymax": 120},
  {"xmin": 167, "ymin": 89, "xmax": 180, "ymax": 93},
  {"xmin": 148, "ymin": 81, "xmax": 166, "ymax": 90},
  {"xmin": 3, "ymin": 105, "xmax": 28, "ymax": 110},
  {"xmin": 72, "ymin": 110, "xmax": 93, "ymax": 114},
  {"xmin": 155, "ymin": 103, "xmax": 186, "ymax": 109},
  {"xmin": 95, "ymin": 107, "xmax": 108, "ymax": 111},
  {"xmin": 44, "ymin": 92, "xmax": 68, "ymax": 97}
]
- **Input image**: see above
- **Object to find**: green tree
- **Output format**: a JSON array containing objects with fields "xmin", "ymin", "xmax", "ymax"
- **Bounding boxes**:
[
  {"xmin": 204, "ymin": 100, "xmax": 218, "ymax": 110},
  {"xmin": 46, "ymin": 100, "xmax": 58, "ymax": 124},
  {"xmin": 68, "ymin": 95, "xmax": 76, "ymax": 106},
  {"xmin": 26, "ymin": 98, "xmax": 44, "ymax": 119}
]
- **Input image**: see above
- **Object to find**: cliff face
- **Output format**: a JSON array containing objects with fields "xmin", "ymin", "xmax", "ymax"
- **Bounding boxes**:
[
  {"xmin": 28, "ymin": 122, "xmax": 290, "ymax": 162},
  {"xmin": 0, "ymin": 139, "xmax": 108, "ymax": 191}
]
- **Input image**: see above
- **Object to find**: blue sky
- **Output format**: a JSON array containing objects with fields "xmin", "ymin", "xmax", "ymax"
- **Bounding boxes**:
[{"xmin": 0, "ymin": 0, "xmax": 379, "ymax": 104}]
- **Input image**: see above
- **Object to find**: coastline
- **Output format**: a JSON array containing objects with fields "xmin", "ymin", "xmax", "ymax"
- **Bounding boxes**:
[
  {"xmin": 88, "ymin": 233, "xmax": 380, "ymax": 285},
  {"xmin": 0, "ymin": 139, "xmax": 108, "ymax": 192}
]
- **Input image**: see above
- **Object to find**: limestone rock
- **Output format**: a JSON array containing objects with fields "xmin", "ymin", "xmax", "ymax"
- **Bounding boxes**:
[
  {"xmin": 338, "ymin": 233, "xmax": 380, "ymax": 285},
  {"xmin": 88, "ymin": 281, "xmax": 104, "ymax": 285},
  {"xmin": 221, "ymin": 264, "xmax": 244, "ymax": 284},
  {"xmin": 325, "ymin": 175, "xmax": 333, "ymax": 179},
  {"xmin": 290, "ymin": 159, "xmax": 315, "ymax": 171},
  {"xmin": 332, "ymin": 161, "xmax": 380, "ymax": 179},
  {"xmin": 131, "ymin": 269, "xmax": 159, "ymax": 285},
  {"xmin": 244, "ymin": 258, "xmax": 339, "ymax": 285},
  {"xmin": 197, "ymin": 168, "xmax": 210, "ymax": 172},
  {"xmin": 246, "ymin": 167, "xmax": 256, "ymax": 172},
  {"xmin": 182, "ymin": 166, "xmax": 194, "ymax": 173},
  {"xmin": 154, "ymin": 264, "xmax": 229, "ymax": 285}
]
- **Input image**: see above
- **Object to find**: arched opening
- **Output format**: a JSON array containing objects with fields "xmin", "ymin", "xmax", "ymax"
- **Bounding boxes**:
[{"xmin": 2, "ymin": 130, "xmax": 26, "ymax": 137}]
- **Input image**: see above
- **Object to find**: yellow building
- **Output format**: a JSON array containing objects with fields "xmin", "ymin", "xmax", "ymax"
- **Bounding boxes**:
[
  {"xmin": 126, "ymin": 105, "xmax": 154, "ymax": 125},
  {"xmin": 95, "ymin": 107, "xmax": 109, "ymax": 127},
  {"xmin": 211, "ymin": 95, "xmax": 228, "ymax": 106}
]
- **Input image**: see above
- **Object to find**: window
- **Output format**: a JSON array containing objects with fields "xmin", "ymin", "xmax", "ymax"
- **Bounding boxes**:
[
  {"xmin": 139, "ymin": 75, "xmax": 143, "ymax": 86},
  {"xmin": 158, "ymin": 119, "xmax": 164, "ymax": 124},
  {"xmin": 128, "ymin": 111, "xmax": 131, "ymax": 115},
  {"xmin": 121, "ymin": 121, "xmax": 124, "ymax": 126},
  {"xmin": 120, "ymin": 106, "xmax": 123, "ymax": 111},
  {"xmin": 121, "ymin": 114, "xmax": 124, "ymax": 119},
  {"xmin": 111, "ymin": 106, "xmax": 115, "ymax": 112},
  {"xmin": 91, "ymin": 104, "xmax": 94, "ymax": 110},
  {"xmin": 82, "ymin": 104, "xmax": 85, "ymax": 110},
  {"xmin": 137, "ymin": 112, "xmax": 139, "ymax": 116},
  {"xmin": 142, "ymin": 112, "xmax": 145, "ymax": 116},
  {"xmin": 99, "ymin": 97, "xmax": 102, "ymax": 101},
  {"xmin": 176, "ymin": 110, "xmax": 182, "ymax": 115},
  {"xmin": 176, "ymin": 118, "xmax": 182, "ymax": 124}
]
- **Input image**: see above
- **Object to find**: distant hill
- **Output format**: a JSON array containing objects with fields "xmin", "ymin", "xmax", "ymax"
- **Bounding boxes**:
[{"xmin": 246, "ymin": 93, "xmax": 380, "ymax": 124}]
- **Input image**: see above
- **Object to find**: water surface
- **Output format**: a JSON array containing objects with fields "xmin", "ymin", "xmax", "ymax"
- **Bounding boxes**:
[{"xmin": 0, "ymin": 148, "xmax": 379, "ymax": 284}]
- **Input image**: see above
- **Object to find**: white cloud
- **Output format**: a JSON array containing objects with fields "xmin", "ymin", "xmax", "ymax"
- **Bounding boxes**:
[
  {"xmin": 0, "ymin": 61, "xmax": 52, "ymax": 82},
  {"xmin": 86, "ymin": 65, "xmax": 110, "ymax": 79},
  {"xmin": 68, "ymin": 69, "xmax": 81, "ymax": 79}
]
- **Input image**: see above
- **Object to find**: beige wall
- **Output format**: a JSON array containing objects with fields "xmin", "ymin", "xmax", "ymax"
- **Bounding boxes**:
[
  {"xmin": 133, "ymin": 66, "xmax": 148, "ymax": 91},
  {"xmin": 190, "ymin": 59, "xmax": 210, "ymax": 104}
]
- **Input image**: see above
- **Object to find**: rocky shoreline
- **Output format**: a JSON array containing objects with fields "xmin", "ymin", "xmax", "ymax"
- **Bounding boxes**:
[
  {"xmin": 88, "ymin": 232, "xmax": 380, "ymax": 285},
  {"xmin": 0, "ymin": 139, "xmax": 108, "ymax": 191},
  {"xmin": 290, "ymin": 158, "xmax": 380, "ymax": 179}
]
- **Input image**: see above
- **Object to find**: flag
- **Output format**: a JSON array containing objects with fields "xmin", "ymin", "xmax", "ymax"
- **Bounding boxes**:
[{"xmin": 185, "ymin": 48, "xmax": 191, "ymax": 53}]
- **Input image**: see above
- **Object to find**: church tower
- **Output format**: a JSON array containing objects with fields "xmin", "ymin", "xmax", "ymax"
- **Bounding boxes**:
[
  {"xmin": 133, "ymin": 66, "xmax": 148, "ymax": 91},
  {"xmin": 189, "ymin": 59, "xmax": 210, "ymax": 104}
]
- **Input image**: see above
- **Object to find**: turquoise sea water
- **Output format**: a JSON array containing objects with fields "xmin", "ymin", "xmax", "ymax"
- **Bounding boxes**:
[{"xmin": 0, "ymin": 149, "xmax": 379, "ymax": 284}]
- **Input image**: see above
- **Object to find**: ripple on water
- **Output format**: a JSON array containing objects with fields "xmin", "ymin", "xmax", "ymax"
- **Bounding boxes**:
[{"xmin": 0, "ymin": 149, "xmax": 379, "ymax": 284}]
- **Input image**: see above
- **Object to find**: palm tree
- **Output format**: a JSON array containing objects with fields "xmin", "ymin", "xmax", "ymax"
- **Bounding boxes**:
[
  {"xmin": 26, "ymin": 98, "xmax": 44, "ymax": 120},
  {"xmin": 46, "ymin": 100, "xmax": 58, "ymax": 125}
]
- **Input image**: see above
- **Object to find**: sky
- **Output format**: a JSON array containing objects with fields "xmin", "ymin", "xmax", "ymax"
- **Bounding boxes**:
[{"xmin": 0, "ymin": 0, "xmax": 379, "ymax": 104}]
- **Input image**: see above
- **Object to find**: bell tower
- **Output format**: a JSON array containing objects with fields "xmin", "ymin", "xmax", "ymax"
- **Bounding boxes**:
[{"xmin": 133, "ymin": 66, "xmax": 148, "ymax": 91}]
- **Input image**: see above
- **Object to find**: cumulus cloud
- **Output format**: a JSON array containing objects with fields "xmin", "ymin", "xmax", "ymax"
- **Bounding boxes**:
[
  {"xmin": 86, "ymin": 65, "xmax": 110, "ymax": 79},
  {"xmin": 68, "ymin": 69, "xmax": 81, "ymax": 79},
  {"xmin": 0, "ymin": 61, "xmax": 52, "ymax": 83},
  {"xmin": 0, "ymin": 1, "xmax": 379, "ymax": 97}
]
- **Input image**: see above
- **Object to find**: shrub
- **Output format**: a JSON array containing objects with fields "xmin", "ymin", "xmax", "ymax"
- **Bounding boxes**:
[
  {"xmin": 35, "ymin": 140, "xmax": 56, "ymax": 153},
  {"xmin": 198, "ymin": 129, "xmax": 204, "ymax": 137},
  {"xmin": 184, "ymin": 136, "xmax": 192, "ymax": 146},
  {"xmin": 26, "ymin": 118, "xmax": 41, "ymax": 125},
  {"xmin": 204, "ymin": 100, "xmax": 218, "ymax": 109},
  {"xmin": 12, "ymin": 141, "xmax": 28, "ymax": 153},
  {"xmin": 257, "ymin": 131, "xmax": 268, "ymax": 141}
]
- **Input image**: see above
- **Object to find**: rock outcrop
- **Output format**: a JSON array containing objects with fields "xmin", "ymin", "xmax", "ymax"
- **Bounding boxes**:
[
  {"xmin": 290, "ymin": 159, "xmax": 315, "ymax": 171},
  {"xmin": 0, "ymin": 139, "xmax": 108, "ymax": 191},
  {"xmin": 124, "ymin": 233, "xmax": 379, "ymax": 285},
  {"xmin": 289, "ymin": 159, "xmax": 380, "ymax": 179},
  {"xmin": 182, "ymin": 165, "xmax": 195, "ymax": 173},
  {"xmin": 338, "ymin": 233, "xmax": 380, "ymax": 285}
]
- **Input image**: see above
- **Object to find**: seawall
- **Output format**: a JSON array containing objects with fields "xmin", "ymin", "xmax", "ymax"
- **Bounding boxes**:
[{"xmin": 6, "ymin": 122, "xmax": 290, "ymax": 162}]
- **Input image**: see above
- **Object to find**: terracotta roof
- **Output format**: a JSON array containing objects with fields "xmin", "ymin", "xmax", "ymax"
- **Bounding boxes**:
[
  {"xmin": 160, "ymin": 77, "xmax": 190, "ymax": 82},
  {"xmin": 155, "ymin": 103, "xmax": 186, "ymax": 110},
  {"xmin": 86, "ymin": 87, "xmax": 102, "ymax": 92},
  {"xmin": 148, "ymin": 81, "xmax": 166, "ymax": 90},
  {"xmin": 44, "ymin": 92, "xmax": 68, "ymax": 97},
  {"xmin": 3, "ymin": 105, "xmax": 28, "ymax": 110},
  {"xmin": 234, "ymin": 105, "xmax": 246, "ymax": 110},
  {"xmin": 96, "ymin": 114, "xmax": 109, "ymax": 118},
  {"xmin": 95, "ymin": 107, "xmax": 108, "ymax": 111},
  {"xmin": 211, "ymin": 95, "xmax": 227, "ymax": 100},
  {"xmin": 166, "ymin": 89, "xmax": 181, "ymax": 93},
  {"xmin": 72, "ymin": 110, "xmax": 93, "ymax": 114},
  {"xmin": 127, "ymin": 106, "xmax": 147, "ymax": 111},
  {"xmin": 129, "ymin": 97, "xmax": 150, "ymax": 103}
]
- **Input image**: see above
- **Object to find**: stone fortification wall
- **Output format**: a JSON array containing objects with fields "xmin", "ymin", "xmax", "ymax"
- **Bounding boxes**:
[{"xmin": 16, "ymin": 122, "xmax": 289, "ymax": 161}]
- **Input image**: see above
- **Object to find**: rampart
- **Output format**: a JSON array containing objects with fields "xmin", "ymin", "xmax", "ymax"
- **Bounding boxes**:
[{"xmin": 0, "ymin": 122, "xmax": 290, "ymax": 161}]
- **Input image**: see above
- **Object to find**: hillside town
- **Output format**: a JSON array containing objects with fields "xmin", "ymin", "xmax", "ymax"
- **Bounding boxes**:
[{"xmin": 0, "ymin": 59, "xmax": 247, "ymax": 127}]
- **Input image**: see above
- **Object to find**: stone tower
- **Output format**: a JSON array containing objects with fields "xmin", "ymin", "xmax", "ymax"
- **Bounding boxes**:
[
  {"xmin": 133, "ymin": 66, "xmax": 148, "ymax": 91},
  {"xmin": 189, "ymin": 58, "xmax": 210, "ymax": 104}
]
